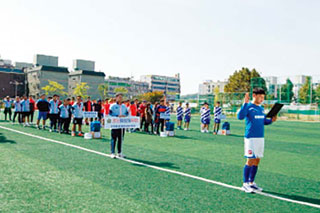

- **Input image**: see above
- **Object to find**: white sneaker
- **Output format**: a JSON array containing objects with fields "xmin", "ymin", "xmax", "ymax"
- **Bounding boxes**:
[
  {"xmin": 250, "ymin": 182, "xmax": 263, "ymax": 192},
  {"xmin": 49, "ymin": 129, "xmax": 52, "ymax": 132},
  {"xmin": 110, "ymin": 153, "xmax": 116, "ymax": 159},
  {"xmin": 117, "ymin": 153, "xmax": 126, "ymax": 158},
  {"xmin": 184, "ymin": 128, "xmax": 188, "ymax": 131},
  {"xmin": 242, "ymin": 183, "xmax": 254, "ymax": 193},
  {"xmin": 26, "ymin": 123, "xmax": 30, "ymax": 126},
  {"xmin": 201, "ymin": 130, "xmax": 205, "ymax": 133}
]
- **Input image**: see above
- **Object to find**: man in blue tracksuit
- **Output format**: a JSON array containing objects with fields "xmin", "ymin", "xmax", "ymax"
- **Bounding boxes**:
[
  {"xmin": 237, "ymin": 88, "xmax": 277, "ymax": 193},
  {"xmin": 109, "ymin": 93, "xmax": 129, "ymax": 159}
]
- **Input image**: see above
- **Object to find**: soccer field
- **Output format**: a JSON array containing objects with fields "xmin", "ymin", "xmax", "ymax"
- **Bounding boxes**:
[{"xmin": 0, "ymin": 115, "xmax": 319, "ymax": 212}]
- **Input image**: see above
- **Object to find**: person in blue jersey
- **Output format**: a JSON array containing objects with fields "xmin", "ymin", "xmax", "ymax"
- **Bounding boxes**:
[
  {"xmin": 58, "ymin": 98, "xmax": 71, "ymax": 134},
  {"xmin": 165, "ymin": 101, "xmax": 171, "ymax": 122},
  {"xmin": 238, "ymin": 88, "xmax": 277, "ymax": 193},
  {"xmin": 49, "ymin": 94, "xmax": 60, "ymax": 132},
  {"xmin": 3, "ymin": 96, "xmax": 13, "ymax": 121},
  {"xmin": 36, "ymin": 94, "xmax": 50, "ymax": 130},
  {"xmin": 183, "ymin": 102, "xmax": 191, "ymax": 131},
  {"xmin": 176, "ymin": 102, "xmax": 183, "ymax": 130},
  {"xmin": 109, "ymin": 93, "xmax": 129, "ymax": 159},
  {"xmin": 71, "ymin": 96, "xmax": 84, "ymax": 137},
  {"xmin": 200, "ymin": 102, "xmax": 211, "ymax": 133},
  {"xmin": 213, "ymin": 101, "xmax": 222, "ymax": 135},
  {"xmin": 21, "ymin": 95, "xmax": 30, "ymax": 126},
  {"xmin": 13, "ymin": 96, "xmax": 22, "ymax": 124}
]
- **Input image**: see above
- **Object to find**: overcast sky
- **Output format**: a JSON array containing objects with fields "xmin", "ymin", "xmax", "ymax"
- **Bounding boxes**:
[{"xmin": 1, "ymin": 0, "xmax": 320, "ymax": 94}]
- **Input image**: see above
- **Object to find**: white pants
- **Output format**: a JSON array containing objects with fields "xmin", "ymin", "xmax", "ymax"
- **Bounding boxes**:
[{"xmin": 244, "ymin": 138, "xmax": 265, "ymax": 158}]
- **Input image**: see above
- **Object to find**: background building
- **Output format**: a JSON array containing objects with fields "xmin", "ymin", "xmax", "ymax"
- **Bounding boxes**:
[
  {"xmin": 0, "ymin": 67, "xmax": 25, "ymax": 98},
  {"xmin": 198, "ymin": 80, "xmax": 227, "ymax": 95},
  {"xmin": 106, "ymin": 76, "xmax": 149, "ymax": 98},
  {"xmin": 68, "ymin": 59, "xmax": 105, "ymax": 99},
  {"xmin": 26, "ymin": 54, "xmax": 69, "ymax": 98},
  {"xmin": 140, "ymin": 74, "xmax": 180, "ymax": 100}
]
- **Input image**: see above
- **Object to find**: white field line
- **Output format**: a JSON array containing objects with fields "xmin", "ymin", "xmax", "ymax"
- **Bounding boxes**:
[{"xmin": 0, "ymin": 125, "xmax": 319, "ymax": 209}]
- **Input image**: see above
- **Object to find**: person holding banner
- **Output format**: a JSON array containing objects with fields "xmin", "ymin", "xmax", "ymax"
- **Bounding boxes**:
[
  {"xmin": 155, "ymin": 98, "xmax": 167, "ymax": 135},
  {"xmin": 71, "ymin": 96, "xmax": 84, "ymax": 137},
  {"xmin": 109, "ymin": 93, "xmax": 129, "ymax": 159}
]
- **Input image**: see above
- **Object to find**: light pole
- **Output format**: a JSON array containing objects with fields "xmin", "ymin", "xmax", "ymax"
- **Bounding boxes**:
[{"xmin": 10, "ymin": 80, "xmax": 23, "ymax": 97}]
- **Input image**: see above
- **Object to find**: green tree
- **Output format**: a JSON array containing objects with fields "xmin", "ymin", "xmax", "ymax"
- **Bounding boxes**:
[
  {"xmin": 98, "ymin": 83, "xmax": 109, "ymax": 99},
  {"xmin": 298, "ymin": 76, "xmax": 315, "ymax": 104},
  {"xmin": 41, "ymin": 80, "xmax": 68, "ymax": 97},
  {"xmin": 224, "ymin": 67, "xmax": 261, "ymax": 93},
  {"xmin": 138, "ymin": 91, "xmax": 164, "ymax": 103},
  {"xmin": 213, "ymin": 86, "xmax": 220, "ymax": 103},
  {"xmin": 280, "ymin": 79, "xmax": 294, "ymax": 103},
  {"xmin": 74, "ymin": 82, "xmax": 90, "ymax": 99},
  {"xmin": 315, "ymin": 84, "xmax": 320, "ymax": 104},
  {"xmin": 114, "ymin": 87, "xmax": 128, "ymax": 94}
]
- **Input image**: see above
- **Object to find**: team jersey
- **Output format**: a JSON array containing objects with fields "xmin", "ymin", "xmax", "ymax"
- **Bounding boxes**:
[
  {"xmin": 176, "ymin": 106, "xmax": 183, "ymax": 119},
  {"xmin": 184, "ymin": 108, "xmax": 191, "ymax": 118},
  {"xmin": 109, "ymin": 103, "xmax": 129, "ymax": 117},
  {"xmin": 14, "ymin": 101, "xmax": 22, "ymax": 112},
  {"xmin": 49, "ymin": 100, "xmax": 60, "ymax": 114},
  {"xmin": 72, "ymin": 102, "xmax": 84, "ymax": 118},
  {"xmin": 3, "ymin": 100, "xmax": 12, "ymax": 108},
  {"xmin": 21, "ymin": 99, "xmax": 30, "ymax": 112},
  {"xmin": 59, "ymin": 105, "xmax": 70, "ymax": 118},
  {"xmin": 165, "ymin": 106, "xmax": 170, "ymax": 115},
  {"xmin": 214, "ymin": 106, "xmax": 222, "ymax": 119},
  {"xmin": 200, "ymin": 107, "xmax": 210, "ymax": 122},
  {"xmin": 237, "ymin": 103, "xmax": 272, "ymax": 138}
]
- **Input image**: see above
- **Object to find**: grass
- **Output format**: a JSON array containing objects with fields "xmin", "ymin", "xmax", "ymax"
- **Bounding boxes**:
[{"xmin": 0, "ymin": 113, "xmax": 319, "ymax": 212}]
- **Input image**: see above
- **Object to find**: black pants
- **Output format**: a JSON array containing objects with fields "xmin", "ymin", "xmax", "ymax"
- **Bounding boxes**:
[
  {"xmin": 140, "ymin": 117, "xmax": 146, "ymax": 130},
  {"xmin": 156, "ymin": 119, "xmax": 165, "ymax": 134},
  {"xmin": 13, "ymin": 112, "xmax": 21, "ymax": 123},
  {"xmin": 59, "ymin": 118, "xmax": 70, "ymax": 132},
  {"xmin": 111, "ymin": 129, "xmax": 125, "ymax": 154},
  {"xmin": 4, "ymin": 108, "xmax": 12, "ymax": 120},
  {"xmin": 29, "ymin": 111, "xmax": 35, "ymax": 123},
  {"xmin": 49, "ymin": 114, "xmax": 59, "ymax": 130},
  {"xmin": 145, "ymin": 122, "xmax": 153, "ymax": 133}
]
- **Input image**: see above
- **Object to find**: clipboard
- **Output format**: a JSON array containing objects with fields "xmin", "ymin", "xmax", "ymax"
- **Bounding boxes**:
[{"xmin": 266, "ymin": 103, "xmax": 284, "ymax": 118}]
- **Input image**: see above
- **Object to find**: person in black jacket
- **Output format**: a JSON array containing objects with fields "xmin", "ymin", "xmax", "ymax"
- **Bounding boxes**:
[
  {"xmin": 93, "ymin": 99, "xmax": 103, "ymax": 121},
  {"xmin": 36, "ymin": 94, "xmax": 50, "ymax": 130}
]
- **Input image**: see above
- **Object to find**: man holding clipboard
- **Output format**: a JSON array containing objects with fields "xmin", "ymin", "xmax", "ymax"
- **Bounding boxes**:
[{"xmin": 237, "ymin": 88, "xmax": 281, "ymax": 193}]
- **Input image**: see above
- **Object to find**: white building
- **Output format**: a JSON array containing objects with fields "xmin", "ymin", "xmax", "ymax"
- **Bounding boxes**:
[{"xmin": 198, "ymin": 80, "xmax": 227, "ymax": 95}]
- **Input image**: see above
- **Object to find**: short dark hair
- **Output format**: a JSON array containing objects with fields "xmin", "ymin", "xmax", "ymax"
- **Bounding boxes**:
[
  {"xmin": 252, "ymin": 88, "xmax": 266, "ymax": 95},
  {"xmin": 53, "ymin": 94, "xmax": 58, "ymax": 97},
  {"xmin": 67, "ymin": 98, "xmax": 71, "ymax": 101},
  {"xmin": 115, "ymin": 93, "xmax": 123, "ymax": 97},
  {"xmin": 217, "ymin": 101, "xmax": 221, "ymax": 104}
]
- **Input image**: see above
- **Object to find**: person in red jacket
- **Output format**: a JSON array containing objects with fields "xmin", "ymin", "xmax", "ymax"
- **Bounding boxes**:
[
  {"xmin": 28, "ymin": 96, "xmax": 36, "ymax": 124},
  {"xmin": 84, "ymin": 96, "xmax": 93, "ymax": 125},
  {"xmin": 139, "ymin": 101, "xmax": 147, "ymax": 131}
]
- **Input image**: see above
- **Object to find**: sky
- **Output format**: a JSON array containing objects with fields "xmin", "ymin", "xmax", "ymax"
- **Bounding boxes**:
[{"xmin": 1, "ymin": 0, "xmax": 320, "ymax": 95}]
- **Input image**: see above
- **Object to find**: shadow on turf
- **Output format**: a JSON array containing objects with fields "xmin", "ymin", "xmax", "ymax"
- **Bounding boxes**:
[
  {"xmin": 264, "ymin": 190, "xmax": 320, "ymax": 205},
  {"xmin": 0, "ymin": 133, "xmax": 16, "ymax": 144},
  {"xmin": 127, "ymin": 157, "xmax": 180, "ymax": 169}
]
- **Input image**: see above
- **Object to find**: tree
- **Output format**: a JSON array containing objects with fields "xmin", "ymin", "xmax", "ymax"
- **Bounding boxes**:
[
  {"xmin": 298, "ymin": 76, "xmax": 315, "ymax": 104},
  {"xmin": 41, "ymin": 80, "xmax": 68, "ymax": 97},
  {"xmin": 138, "ymin": 91, "xmax": 164, "ymax": 103},
  {"xmin": 98, "ymin": 83, "xmax": 109, "ymax": 99},
  {"xmin": 114, "ymin": 87, "xmax": 128, "ymax": 94},
  {"xmin": 74, "ymin": 82, "xmax": 90, "ymax": 99},
  {"xmin": 316, "ymin": 84, "xmax": 320, "ymax": 104},
  {"xmin": 224, "ymin": 67, "xmax": 261, "ymax": 93},
  {"xmin": 213, "ymin": 86, "xmax": 220, "ymax": 103},
  {"xmin": 280, "ymin": 79, "xmax": 294, "ymax": 103}
]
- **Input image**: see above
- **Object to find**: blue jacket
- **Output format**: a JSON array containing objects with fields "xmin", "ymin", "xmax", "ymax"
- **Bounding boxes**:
[{"xmin": 109, "ymin": 103, "xmax": 129, "ymax": 117}]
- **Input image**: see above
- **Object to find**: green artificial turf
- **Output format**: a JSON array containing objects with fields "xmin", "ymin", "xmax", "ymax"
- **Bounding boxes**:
[{"xmin": 0, "ymin": 113, "xmax": 319, "ymax": 212}]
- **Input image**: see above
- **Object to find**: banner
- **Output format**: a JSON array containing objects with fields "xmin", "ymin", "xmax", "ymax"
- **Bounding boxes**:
[
  {"xmin": 104, "ymin": 116, "xmax": 140, "ymax": 129},
  {"xmin": 83, "ymin": 111, "xmax": 98, "ymax": 118},
  {"xmin": 160, "ymin": 113, "xmax": 170, "ymax": 120}
]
